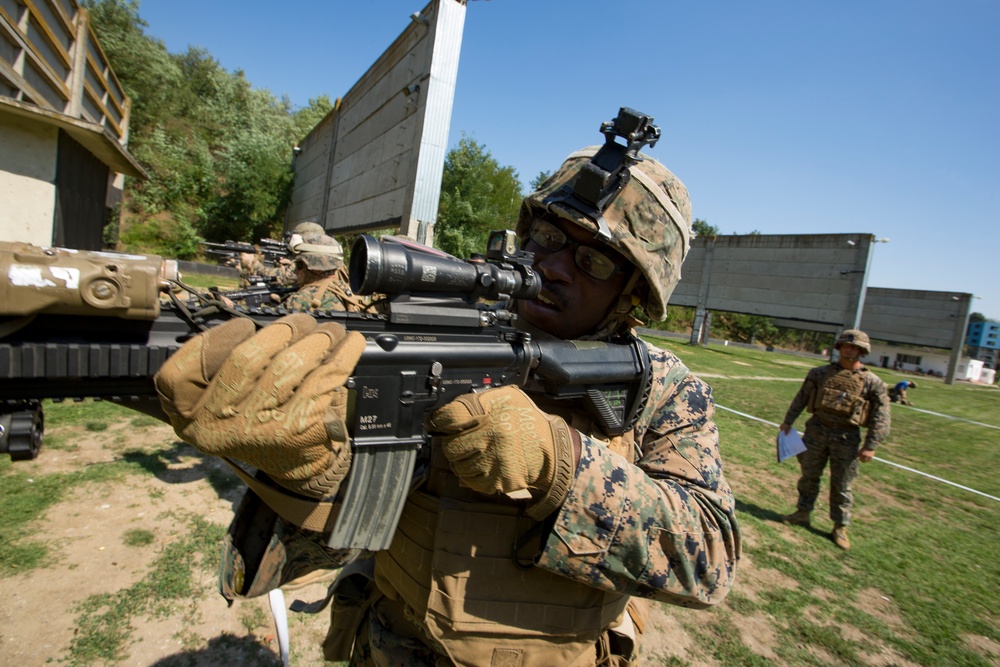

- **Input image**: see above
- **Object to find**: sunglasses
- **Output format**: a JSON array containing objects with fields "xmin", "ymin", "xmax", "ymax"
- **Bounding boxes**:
[{"xmin": 527, "ymin": 219, "xmax": 626, "ymax": 281}]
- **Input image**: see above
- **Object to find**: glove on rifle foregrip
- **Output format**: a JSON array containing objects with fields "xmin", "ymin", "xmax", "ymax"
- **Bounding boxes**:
[
  {"xmin": 427, "ymin": 385, "xmax": 576, "ymax": 520},
  {"xmin": 154, "ymin": 313, "xmax": 366, "ymax": 499}
]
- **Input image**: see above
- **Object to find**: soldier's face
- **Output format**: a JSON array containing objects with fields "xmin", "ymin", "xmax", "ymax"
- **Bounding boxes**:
[
  {"xmin": 520, "ymin": 218, "xmax": 630, "ymax": 339},
  {"xmin": 839, "ymin": 344, "xmax": 863, "ymax": 362}
]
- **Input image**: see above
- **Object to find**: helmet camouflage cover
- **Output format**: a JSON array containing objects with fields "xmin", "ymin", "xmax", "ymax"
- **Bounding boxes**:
[
  {"xmin": 516, "ymin": 146, "xmax": 692, "ymax": 322},
  {"xmin": 292, "ymin": 232, "xmax": 344, "ymax": 272},
  {"xmin": 290, "ymin": 221, "xmax": 326, "ymax": 237},
  {"xmin": 835, "ymin": 329, "xmax": 871, "ymax": 355}
]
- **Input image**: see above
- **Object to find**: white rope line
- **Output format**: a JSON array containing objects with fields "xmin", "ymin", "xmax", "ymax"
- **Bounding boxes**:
[
  {"xmin": 894, "ymin": 404, "xmax": 1000, "ymax": 431},
  {"xmin": 714, "ymin": 404, "xmax": 1000, "ymax": 503}
]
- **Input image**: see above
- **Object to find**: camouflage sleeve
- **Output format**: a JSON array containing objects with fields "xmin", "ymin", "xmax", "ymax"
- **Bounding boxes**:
[
  {"xmin": 219, "ymin": 488, "xmax": 358, "ymax": 600},
  {"xmin": 862, "ymin": 373, "xmax": 891, "ymax": 450},
  {"xmin": 534, "ymin": 344, "xmax": 741, "ymax": 608},
  {"xmin": 782, "ymin": 366, "xmax": 823, "ymax": 426}
]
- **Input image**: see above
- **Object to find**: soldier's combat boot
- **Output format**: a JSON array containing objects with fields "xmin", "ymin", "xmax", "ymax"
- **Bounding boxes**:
[
  {"xmin": 781, "ymin": 509, "xmax": 811, "ymax": 527},
  {"xmin": 832, "ymin": 523, "xmax": 851, "ymax": 550}
]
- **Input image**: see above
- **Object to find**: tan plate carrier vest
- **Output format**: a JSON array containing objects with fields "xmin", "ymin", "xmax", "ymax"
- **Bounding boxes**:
[
  {"xmin": 372, "ymin": 408, "xmax": 639, "ymax": 667},
  {"xmin": 808, "ymin": 366, "xmax": 870, "ymax": 427}
]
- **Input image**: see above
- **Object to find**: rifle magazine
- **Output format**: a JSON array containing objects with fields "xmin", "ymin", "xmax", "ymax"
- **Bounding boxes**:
[{"xmin": 327, "ymin": 440, "xmax": 421, "ymax": 550}]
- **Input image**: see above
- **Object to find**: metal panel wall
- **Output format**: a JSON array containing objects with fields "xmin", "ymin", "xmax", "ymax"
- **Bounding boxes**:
[{"xmin": 285, "ymin": 0, "xmax": 466, "ymax": 245}]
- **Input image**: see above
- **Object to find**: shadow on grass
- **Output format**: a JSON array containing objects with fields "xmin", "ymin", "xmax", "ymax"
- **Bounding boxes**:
[
  {"xmin": 736, "ymin": 498, "xmax": 837, "ymax": 542},
  {"xmin": 148, "ymin": 633, "xmax": 282, "ymax": 666},
  {"xmin": 120, "ymin": 441, "xmax": 244, "ymax": 500}
]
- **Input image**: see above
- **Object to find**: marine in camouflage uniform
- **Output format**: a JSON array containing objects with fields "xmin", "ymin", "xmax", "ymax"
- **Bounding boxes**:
[
  {"xmin": 236, "ymin": 221, "xmax": 330, "ymax": 289},
  {"xmin": 280, "ymin": 232, "xmax": 377, "ymax": 313},
  {"xmin": 153, "ymin": 109, "xmax": 741, "ymax": 666},
  {"xmin": 237, "ymin": 252, "xmax": 297, "ymax": 288},
  {"xmin": 779, "ymin": 329, "xmax": 891, "ymax": 550}
]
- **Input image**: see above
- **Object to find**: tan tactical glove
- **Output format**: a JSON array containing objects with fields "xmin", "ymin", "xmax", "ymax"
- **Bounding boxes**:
[
  {"xmin": 427, "ymin": 386, "xmax": 576, "ymax": 519},
  {"xmin": 154, "ymin": 313, "xmax": 366, "ymax": 499}
]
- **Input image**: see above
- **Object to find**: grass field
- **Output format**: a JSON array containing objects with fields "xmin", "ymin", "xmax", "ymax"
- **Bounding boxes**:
[
  {"xmin": 645, "ymin": 335, "xmax": 1000, "ymax": 666},
  {"xmin": 0, "ymin": 332, "xmax": 997, "ymax": 665}
]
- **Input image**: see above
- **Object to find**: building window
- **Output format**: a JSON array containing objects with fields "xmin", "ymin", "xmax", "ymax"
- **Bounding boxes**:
[{"xmin": 896, "ymin": 353, "xmax": 922, "ymax": 365}]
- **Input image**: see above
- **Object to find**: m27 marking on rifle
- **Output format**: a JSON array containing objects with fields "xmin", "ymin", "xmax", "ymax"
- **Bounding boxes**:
[
  {"xmin": 358, "ymin": 415, "xmax": 391, "ymax": 432},
  {"xmin": 0, "ymin": 233, "xmax": 653, "ymax": 551}
]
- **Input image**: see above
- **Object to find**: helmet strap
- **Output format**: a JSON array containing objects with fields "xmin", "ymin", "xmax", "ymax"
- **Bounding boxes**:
[{"xmin": 585, "ymin": 272, "xmax": 643, "ymax": 340}]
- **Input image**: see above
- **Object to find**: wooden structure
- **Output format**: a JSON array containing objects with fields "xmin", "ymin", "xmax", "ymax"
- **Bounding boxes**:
[
  {"xmin": 286, "ymin": 0, "xmax": 466, "ymax": 245},
  {"xmin": 0, "ymin": 0, "xmax": 144, "ymax": 250}
]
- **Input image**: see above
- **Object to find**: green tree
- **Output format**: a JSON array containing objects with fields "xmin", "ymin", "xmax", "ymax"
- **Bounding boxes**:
[
  {"xmin": 692, "ymin": 218, "xmax": 718, "ymax": 237},
  {"xmin": 712, "ymin": 312, "xmax": 779, "ymax": 345},
  {"xmin": 82, "ymin": 0, "xmax": 182, "ymax": 137},
  {"xmin": 435, "ymin": 136, "xmax": 523, "ymax": 258},
  {"xmin": 291, "ymin": 95, "xmax": 336, "ymax": 144},
  {"xmin": 86, "ymin": 1, "xmax": 321, "ymax": 256},
  {"xmin": 529, "ymin": 170, "xmax": 551, "ymax": 191}
]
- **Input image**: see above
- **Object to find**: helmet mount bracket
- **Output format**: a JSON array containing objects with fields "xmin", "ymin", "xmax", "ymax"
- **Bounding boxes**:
[{"xmin": 543, "ymin": 107, "xmax": 662, "ymax": 242}]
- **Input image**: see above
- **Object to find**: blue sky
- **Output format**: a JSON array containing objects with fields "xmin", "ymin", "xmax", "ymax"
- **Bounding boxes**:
[{"xmin": 138, "ymin": 0, "xmax": 999, "ymax": 319}]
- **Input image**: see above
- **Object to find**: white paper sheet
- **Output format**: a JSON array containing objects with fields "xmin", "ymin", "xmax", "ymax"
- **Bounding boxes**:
[{"xmin": 777, "ymin": 428, "xmax": 807, "ymax": 462}]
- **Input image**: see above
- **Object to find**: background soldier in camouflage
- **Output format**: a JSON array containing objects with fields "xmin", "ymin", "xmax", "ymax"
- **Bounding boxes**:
[
  {"xmin": 235, "ymin": 221, "xmax": 328, "ymax": 289},
  {"xmin": 153, "ymin": 110, "xmax": 741, "ymax": 666},
  {"xmin": 236, "ymin": 251, "xmax": 296, "ymax": 288},
  {"xmin": 280, "ymin": 232, "xmax": 357, "ymax": 312},
  {"xmin": 779, "ymin": 329, "xmax": 891, "ymax": 550}
]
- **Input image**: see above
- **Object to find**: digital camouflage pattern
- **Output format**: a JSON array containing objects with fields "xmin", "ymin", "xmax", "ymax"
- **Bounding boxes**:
[
  {"xmin": 835, "ymin": 329, "xmax": 872, "ymax": 355},
  {"xmin": 518, "ymin": 147, "xmax": 692, "ymax": 322},
  {"xmin": 283, "ymin": 281, "xmax": 349, "ymax": 312},
  {"xmin": 216, "ymin": 338, "xmax": 740, "ymax": 664},
  {"xmin": 783, "ymin": 363, "xmax": 891, "ymax": 525},
  {"xmin": 282, "ymin": 266, "xmax": 376, "ymax": 313},
  {"xmin": 240, "ymin": 255, "xmax": 297, "ymax": 288},
  {"xmin": 205, "ymin": 140, "xmax": 739, "ymax": 664},
  {"xmin": 784, "ymin": 363, "xmax": 891, "ymax": 450},
  {"xmin": 536, "ymin": 341, "xmax": 739, "ymax": 606},
  {"xmin": 791, "ymin": 421, "xmax": 865, "ymax": 525},
  {"xmin": 218, "ymin": 489, "xmax": 359, "ymax": 600},
  {"xmin": 292, "ymin": 232, "xmax": 344, "ymax": 272},
  {"xmin": 290, "ymin": 221, "xmax": 326, "ymax": 237}
]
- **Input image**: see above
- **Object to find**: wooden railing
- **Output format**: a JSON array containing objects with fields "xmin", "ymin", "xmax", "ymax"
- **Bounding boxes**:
[{"xmin": 0, "ymin": 0, "xmax": 130, "ymax": 143}]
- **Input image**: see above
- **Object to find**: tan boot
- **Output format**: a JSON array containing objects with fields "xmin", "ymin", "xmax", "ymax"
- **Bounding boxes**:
[
  {"xmin": 832, "ymin": 524, "xmax": 851, "ymax": 550},
  {"xmin": 781, "ymin": 509, "xmax": 811, "ymax": 527}
]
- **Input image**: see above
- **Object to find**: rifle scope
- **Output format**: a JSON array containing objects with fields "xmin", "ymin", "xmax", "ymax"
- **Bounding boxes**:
[{"xmin": 350, "ymin": 234, "xmax": 540, "ymax": 302}]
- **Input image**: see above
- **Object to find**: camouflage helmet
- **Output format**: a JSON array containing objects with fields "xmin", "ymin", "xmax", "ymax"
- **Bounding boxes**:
[
  {"xmin": 290, "ymin": 232, "xmax": 344, "ymax": 272},
  {"xmin": 835, "ymin": 329, "xmax": 871, "ymax": 355},
  {"xmin": 290, "ymin": 221, "xmax": 326, "ymax": 237},
  {"xmin": 516, "ymin": 146, "xmax": 692, "ymax": 322}
]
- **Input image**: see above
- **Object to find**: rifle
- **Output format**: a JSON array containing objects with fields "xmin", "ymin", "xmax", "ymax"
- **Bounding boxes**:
[
  {"xmin": 209, "ymin": 283, "xmax": 298, "ymax": 309},
  {"xmin": 200, "ymin": 238, "xmax": 288, "ymax": 266},
  {"xmin": 0, "ymin": 233, "xmax": 652, "ymax": 551}
]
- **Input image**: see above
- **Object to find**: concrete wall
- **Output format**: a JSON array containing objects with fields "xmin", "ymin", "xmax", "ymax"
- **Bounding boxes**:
[
  {"xmin": 0, "ymin": 113, "xmax": 57, "ymax": 245},
  {"xmin": 671, "ymin": 232, "xmax": 873, "ymax": 329}
]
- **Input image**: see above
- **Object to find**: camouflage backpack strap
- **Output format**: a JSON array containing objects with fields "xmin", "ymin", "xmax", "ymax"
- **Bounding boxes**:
[
  {"xmin": 308, "ymin": 275, "xmax": 343, "ymax": 309},
  {"xmin": 309, "ymin": 267, "xmax": 370, "ymax": 311},
  {"xmin": 332, "ymin": 266, "xmax": 373, "ymax": 313}
]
